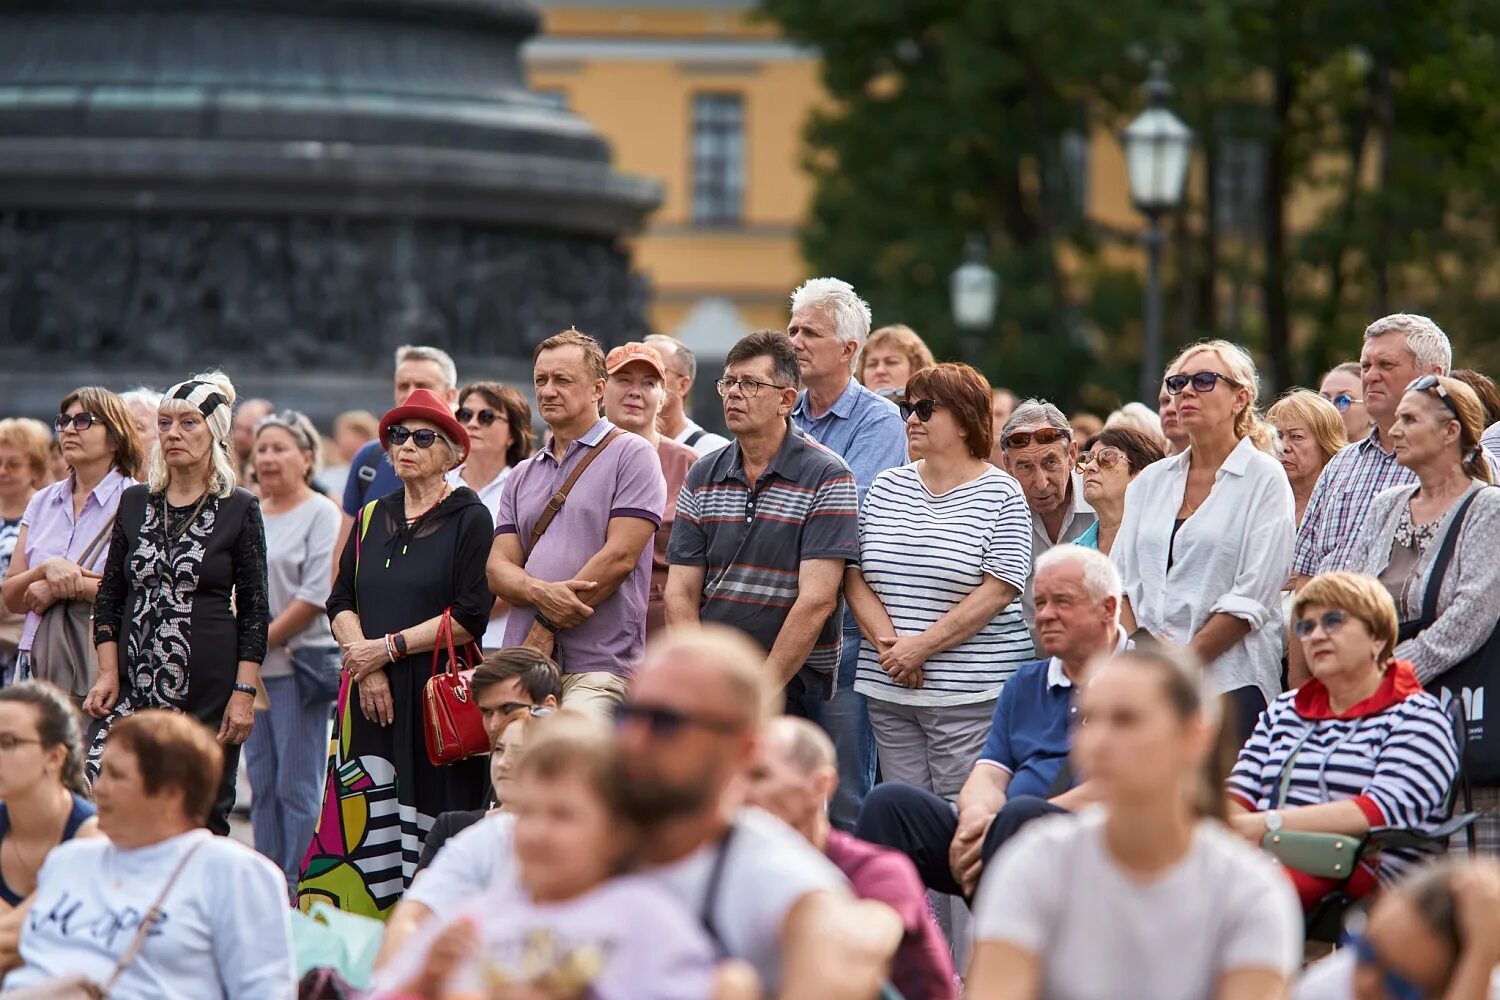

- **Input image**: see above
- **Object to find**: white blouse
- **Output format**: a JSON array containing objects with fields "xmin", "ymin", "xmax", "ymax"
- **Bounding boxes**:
[{"xmin": 1112, "ymin": 436, "xmax": 1295, "ymax": 704}]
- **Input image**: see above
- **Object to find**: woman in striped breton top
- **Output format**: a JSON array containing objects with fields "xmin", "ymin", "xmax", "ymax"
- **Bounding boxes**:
[
  {"xmin": 845, "ymin": 362, "xmax": 1033, "ymax": 801},
  {"xmin": 1226, "ymin": 571, "xmax": 1459, "ymax": 910}
]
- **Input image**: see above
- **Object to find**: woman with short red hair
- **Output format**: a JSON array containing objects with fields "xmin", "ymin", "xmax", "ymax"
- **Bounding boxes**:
[{"xmin": 845, "ymin": 362, "xmax": 1033, "ymax": 796}]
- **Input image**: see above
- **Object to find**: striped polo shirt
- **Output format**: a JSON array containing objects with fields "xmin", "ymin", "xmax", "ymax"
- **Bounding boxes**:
[
  {"xmin": 1226, "ymin": 661, "xmax": 1458, "ymax": 883},
  {"xmin": 853, "ymin": 463, "xmax": 1034, "ymax": 706},
  {"xmin": 667, "ymin": 420, "xmax": 858, "ymax": 678}
]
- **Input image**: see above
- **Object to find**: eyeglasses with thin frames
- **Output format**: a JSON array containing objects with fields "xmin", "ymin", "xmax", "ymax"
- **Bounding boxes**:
[
  {"xmin": 716, "ymin": 377, "xmax": 789, "ymax": 399},
  {"xmin": 1076, "ymin": 447, "xmax": 1126, "ymax": 473},
  {"xmin": 1291, "ymin": 609, "xmax": 1349, "ymax": 641},
  {"xmin": 0, "ymin": 734, "xmax": 44, "ymax": 753},
  {"xmin": 1320, "ymin": 392, "xmax": 1362, "ymax": 412}
]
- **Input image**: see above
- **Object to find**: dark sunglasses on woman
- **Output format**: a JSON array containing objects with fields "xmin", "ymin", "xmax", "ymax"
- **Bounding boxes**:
[
  {"xmin": 898, "ymin": 398, "xmax": 948, "ymax": 422},
  {"xmin": 1291, "ymin": 609, "xmax": 1348, "ymax": 641},
  {"xmin": 1003, "ymin": 427, "xmax": 1070, "ymax": 450},
  {"xmin": 455, "ymin": 407, "xmax": 504, "ymax": 427},
  {"xmin": 55, "ymin": 412, "xmax": 98, "ymax": 433},
  {"xmin": 387, "ymin": 425, "xmax": 441, "ymax": 448},
  {"xmin": 1320, "ymin": 391, "xmax": 1362, "ymax": 412},
  {"xmin": 1163, "ymin": 371, "xmax": 1241, "ymax": 395}
]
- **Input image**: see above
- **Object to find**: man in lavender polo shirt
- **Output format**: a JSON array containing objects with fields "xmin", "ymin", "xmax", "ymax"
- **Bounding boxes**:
[{"xmin": 486, "ymin": 329, "xmax": 666, "ymax": 718}]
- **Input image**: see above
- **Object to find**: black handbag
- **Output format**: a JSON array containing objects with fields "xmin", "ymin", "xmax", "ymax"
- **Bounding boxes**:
[
  {"xmin": 291, "ymin": 645, "xmax": 342, "ymax": 706},
  {"xmin": 1397, "ymin": 488, "xmax": 1500, "ymax": 784}
]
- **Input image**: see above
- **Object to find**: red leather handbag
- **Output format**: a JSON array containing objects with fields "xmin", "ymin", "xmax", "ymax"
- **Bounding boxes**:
[{"xmin": 421, "ymin": 609, "xmax": 489, "ymax": 766}]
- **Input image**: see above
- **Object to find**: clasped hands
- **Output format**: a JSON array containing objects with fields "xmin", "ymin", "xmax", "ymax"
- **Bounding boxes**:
[{"xmin": 874, "ymin": 632, "xmax": 931, "ymax": 688}]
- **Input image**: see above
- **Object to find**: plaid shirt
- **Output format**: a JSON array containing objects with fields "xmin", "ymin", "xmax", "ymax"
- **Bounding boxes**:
[{"xmin": 1292, "ymin": 429, "xmax": 1415, "ymax": 577}]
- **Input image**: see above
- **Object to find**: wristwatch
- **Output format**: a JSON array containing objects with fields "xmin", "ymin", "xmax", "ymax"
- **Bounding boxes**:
[
  {"xmin": 232, "ymin": 682, "xmax": 258, "ymax": 698},
  {"xmin": 1263, "ymin": 810, "xmax": 1284, "ymax": 835}
]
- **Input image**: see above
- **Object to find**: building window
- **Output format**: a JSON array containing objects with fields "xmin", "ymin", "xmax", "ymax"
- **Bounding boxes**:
[
  {"xmin": 1214, "ymin": 135, "xmax": 1265, "ymax": 235},
  {"xmin": 1060, "ymin": 127, "xmax": 1089, "ymax": 221},
  {"xmin": 692, "ymin": 92, "xmax": 745, "ymax": 226}
]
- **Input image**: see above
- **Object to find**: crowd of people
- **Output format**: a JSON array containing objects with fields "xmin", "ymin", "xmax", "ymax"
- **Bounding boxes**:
[{"xmin": 0, "ymin": 283, "xmax": 1497, "ymax": 998}]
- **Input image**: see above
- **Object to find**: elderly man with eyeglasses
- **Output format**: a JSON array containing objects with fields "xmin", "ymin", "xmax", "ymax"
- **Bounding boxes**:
[
  {"xmin": 665, "ymin": 329, "xmax": 859, "ymax": 719},
  {"xmin": 999, "ymin": 399, "xmax": 1097, "ymax": 653}
]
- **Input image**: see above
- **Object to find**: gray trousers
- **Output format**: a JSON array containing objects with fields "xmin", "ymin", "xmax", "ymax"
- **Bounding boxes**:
[{"xmin": 866, "ymin": 698, "xmax": 996, "ymax": 800}]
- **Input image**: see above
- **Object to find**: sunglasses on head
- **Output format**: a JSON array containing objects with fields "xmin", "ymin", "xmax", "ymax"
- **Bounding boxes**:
[
  {"xmin": 1163, "ymin": 371, "xmax": 1241, "ymax": 395},
  {"xmin": 1003, "ymin": 427, "xmax": 1070, "ymax": 450},
  {"xmin": 613, "ymin": 702, "xmax": 741, "ymax": 739},
  {"xmin": 55, "ymin": 412, "xmax": 98, "ymax": 433},
  {"xmin": 898, "ymin": 398, "xmax": 948, "ymax": 422},
  {"xmin": 387, "ymin": 425, "xmax": 441, "ymax": 448},
  {"xmin": 456, "ymin": 407, "xmax": 504, "ymax": 427},
  {"xmin": 1292, "ymin": 609, "xmax": 1349, "ymax": 641},
  {"xmin": 1406, "ymin": 375, "xmax": 1462, "ymax": 422},
  {"xmin": 1347, "ymin": 932, "xmax": 1425, "ymax": 1000},
  {"xmin": 1321, "ymin": 391, "xmax": 1362, "ymax": 412}
]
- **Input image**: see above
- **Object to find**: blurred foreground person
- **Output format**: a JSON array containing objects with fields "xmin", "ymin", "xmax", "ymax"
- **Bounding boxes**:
[
  {"xmin": 966, "ymin": 646, "xmax": 1301, "ymax": 1000},
  {"xmin": 2, "ymin": 711, "xmax": 293, "ymax": 999}
]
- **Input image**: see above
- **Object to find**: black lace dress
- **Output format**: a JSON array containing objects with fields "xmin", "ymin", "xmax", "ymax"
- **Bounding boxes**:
[{"xmin": 91, "ymin": 484, "xmax": 270, "ymax": 834}]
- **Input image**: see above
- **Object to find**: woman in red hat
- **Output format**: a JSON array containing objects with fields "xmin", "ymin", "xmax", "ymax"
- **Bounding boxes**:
[{"xmin": 295, "ymin": 388, "xmax": 496, "ymax": 918}]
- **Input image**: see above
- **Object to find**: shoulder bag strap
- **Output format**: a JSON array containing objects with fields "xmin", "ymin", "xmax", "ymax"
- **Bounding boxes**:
[
  {"xmin": 698, "ymin": 823, "xmax": 738, "ymax": 958},
  {"xmin": 76, "ymin": 515, "xmax": 116, "ymax": 574},
  {"xmin": 1415, "ymin": 488, "xmax": 1485, "ymax": 628},
  {"xmin": 1273, "ymin": 728, "xmax": 1317, "ymax": 809},
  {"xmin": 100, "ymin": 839, "xmax": 206, "ymax": 992},
  {"xmin": 524, "ymin": 428, "xmax": 625, "ymax": 559},
  {"xmin": 683, "ymin": 428, "xmax": 705, "ymax": 447}
]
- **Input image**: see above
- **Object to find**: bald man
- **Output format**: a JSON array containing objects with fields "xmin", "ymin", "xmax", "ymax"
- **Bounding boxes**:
[{"xmin": 744, "ymin": 718, "xmax": 956, "ymax": 1000}]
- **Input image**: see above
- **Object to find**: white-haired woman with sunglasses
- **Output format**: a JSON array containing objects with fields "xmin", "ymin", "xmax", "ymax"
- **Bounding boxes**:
[
  {"xmin": 1345, "ymin": 375, "xmax": 1500, "ymax": 850},
  {"xmin": 1113, "ymin": 340, "xmax": 1295, "ymax": 746},
  {"xmin": 244, "ymin": 410, "xmax": 342, "ymax": 894},
  {"xmin": 1226, "ymin": 572, "xmax": 1457, "ymax": 911},
  {"xmin": 296, "ymin": 388, "xmax": 496, "ymax": 917},
  {"xmin": 82, "ymin": 372, "xmax": 270, "ymax": 837}
]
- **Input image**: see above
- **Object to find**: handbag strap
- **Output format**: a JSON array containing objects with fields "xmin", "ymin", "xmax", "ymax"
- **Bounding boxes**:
[
  {"xmin": 430, "ymin": 608, "xmax": 460, "ymax": 678},
  {"xmin": 76, "ymin": 515, "xmax": 116, "ymax": 573},
  {"xmin": 101, "ymin": 839, "xmax": 206, "ymax": 991},
  {"xmin": 1273, "ymin": 728, "xmax": 1317, "ymax": 810},
  {"xmin": 524, "ymin": 428, "xmax": 625, "ymax": 559},
  {"xmin": 1413, "ymin": 488, "xmax": 1485, "ymax": 629}
]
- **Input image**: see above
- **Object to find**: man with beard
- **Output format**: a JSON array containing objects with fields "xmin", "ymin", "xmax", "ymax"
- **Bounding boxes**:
[{"xmin": 381, "ymin": 626, "xmax": 900, "ymax": 998}]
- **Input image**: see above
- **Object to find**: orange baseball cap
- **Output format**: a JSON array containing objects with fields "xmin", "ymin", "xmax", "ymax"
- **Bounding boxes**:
[{"xmin": 605, "ymin": 342, "xmax": 667, "ymax": 380}]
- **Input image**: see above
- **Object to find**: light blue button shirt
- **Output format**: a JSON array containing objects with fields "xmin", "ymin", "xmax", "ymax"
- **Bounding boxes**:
[{"xmin": 792, "ymin": 378, "xmax": 907, "ymax": 508}]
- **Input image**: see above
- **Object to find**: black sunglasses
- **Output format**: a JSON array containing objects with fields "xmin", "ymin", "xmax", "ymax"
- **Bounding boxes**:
[
  {"xmin": 55, "ymin": 412, "xmax": 98, "ymax": 433},
  {"xmin": 898, "ymin": 398, "xmax": 949, "ymax": 422},
  {"xmin": 456, "ymin": 407, "xmax": 504, "ymax": 427},
  {"xmin": 1292, "ymin": 609, "xmax": 1349, "ymax": 641},
  {"xmin": 1407, "ymin": 375, "xmax": 1462, "ymax": 422},
  {"xmin": 387, "ymin": 425, "xmax": 441, "ymax": 449},
  {"xmin": 1164, "ymin": 371, "xmax": 1241, "ymax": 395},
  {"xmin": 613, "ymin": 702, "xmax": 741, "ymax": 738}
]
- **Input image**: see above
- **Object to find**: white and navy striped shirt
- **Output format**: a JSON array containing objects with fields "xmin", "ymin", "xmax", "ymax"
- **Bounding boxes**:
[
  {"xmin": 854, "ymin": 463, "xmax": 1033, "ymax": 706},
  {"xmin": 1226, "ymin": 679, "xmax": 1459, "ymax": 883}
]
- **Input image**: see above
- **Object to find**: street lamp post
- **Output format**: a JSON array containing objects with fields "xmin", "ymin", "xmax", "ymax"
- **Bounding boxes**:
[
  {"xmin": 950, "ymin": 233, "xmax": 999, "ymax": 366},
  {"xmin": 1122, "ymin": 61, "xmax": 1193, "ymax": 404}
]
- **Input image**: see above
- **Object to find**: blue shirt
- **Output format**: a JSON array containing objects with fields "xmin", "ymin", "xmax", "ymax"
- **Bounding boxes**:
[
  {"xmin": 1073, "ymin": 522, "xmax": 1101, "ymax": 550},
  {"xmin": 341, "ymin": 439, "xmax": 403, "ymax": 516},
  {"xmin": 792, "ymin": 378, "xmax": 907, "ymax": 508},
  {"xmin": 976, "ymin": 658, "xmax": 1079, "ymax": 800}
]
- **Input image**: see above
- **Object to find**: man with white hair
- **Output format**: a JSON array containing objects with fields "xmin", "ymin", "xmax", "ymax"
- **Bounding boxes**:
[
  {"xmin": 644, "ymin": 334, "xmax": 731, "ymax": 456},
  {"xmin": 786, "ymin": 277, "xmax": 907, "ymax": 832},
  {"xmin": 1000, "ymin": 399, "xmax": 1096, "ymax": 650},
  {"xmin": 856, "ymin": 546, "xmax": 1127, "ymax": 899}
]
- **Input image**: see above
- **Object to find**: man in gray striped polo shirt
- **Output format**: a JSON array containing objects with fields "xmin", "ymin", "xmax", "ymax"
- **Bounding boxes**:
[{"xmin": 665, "ymin": 330, "xmax": 859, "ymax": 713}]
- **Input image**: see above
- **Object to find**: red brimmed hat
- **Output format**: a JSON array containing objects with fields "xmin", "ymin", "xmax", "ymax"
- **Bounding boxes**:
[{"xmin": 379, "ymin": 388, "xmax": 470, "ymax": 464}]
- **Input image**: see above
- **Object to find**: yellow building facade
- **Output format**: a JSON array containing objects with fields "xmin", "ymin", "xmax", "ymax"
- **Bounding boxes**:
[{"xmin": 526, "ymin": 1, "xmax": 820, "ymax": 341}]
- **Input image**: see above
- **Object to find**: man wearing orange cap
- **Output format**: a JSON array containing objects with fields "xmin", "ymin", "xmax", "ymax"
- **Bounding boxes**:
[{"xmin": 602, "ymin": 343, "xmax": 700, "ymax": 636}]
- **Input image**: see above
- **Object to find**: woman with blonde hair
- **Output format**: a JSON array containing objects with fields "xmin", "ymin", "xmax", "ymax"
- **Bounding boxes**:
[
  {"xmin": 858, "ymin": 324, "xmax": 936, "ymax": 396},
  {"xmin": 1114, "ymin": 339, "xmax": 1296, "ymax": 744},
  {"xmin": 82, "ymin": 371, "xmax": 271, "ymax": 836},
  {"xmin": 2, "ymin": 389, "xmax": 141, "ymax": 690},
  {"xmin": 0, "ymin": 420, "xmax": 51, "ymax": 685},
  {"xmin": 1267, "ymin": 390, "xmax": 1348, "ymax": 526}
]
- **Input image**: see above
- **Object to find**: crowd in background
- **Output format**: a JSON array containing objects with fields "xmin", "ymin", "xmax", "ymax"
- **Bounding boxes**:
[{"xmin": 0, "ymin": 285, "xmax": 1499, "ymax": 999}]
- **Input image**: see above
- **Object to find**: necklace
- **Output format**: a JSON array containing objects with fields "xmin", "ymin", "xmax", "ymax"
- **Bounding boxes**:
[
  {"xmin": 162, "ymin": 488, "xmax": 211, "ymax": 542},
  {"xmin": 406, "ymin": 482, "xmax": 451, "ymax": 524},
  {"xmin": 2, "ymin": 792, "xmax": 71, "ymax": 891}
]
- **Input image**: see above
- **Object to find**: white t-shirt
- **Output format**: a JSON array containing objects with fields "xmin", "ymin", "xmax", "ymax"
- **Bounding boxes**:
[
  {"xmin": 447, "ymin": 464, "xmax": 513, "ymax": 649},
  {"xmin": 3, "ymin": 829, "xmax": 295, "ymax": 1000},
  {"xmin": 1295, "ymin": 947, "xmax": 1500, "ymax": 1000},
  {"xmin": 403, "ymin": 807, "xmax": 847, "ymax": 994},
  {"xmin": 972, "ymin": 808, "xmax": 1301, "ymax": 1000},
  {"xmin": 372, "ymin": 875, "xmax": 718, "ymax": 1000},
  {"xmin": 672, "ymin": 420, "xmax": 731, "ymax": 457}
]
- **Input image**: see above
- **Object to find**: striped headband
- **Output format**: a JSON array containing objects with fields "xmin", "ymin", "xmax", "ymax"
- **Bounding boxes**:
[{"xmin": 166, "ymin": 379, "xmax": 230, "ymax": 419}]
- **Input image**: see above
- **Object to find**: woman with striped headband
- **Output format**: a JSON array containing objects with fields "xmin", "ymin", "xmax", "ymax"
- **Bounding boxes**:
[{"xmin": 82, "ymin": 371, "xmax": 271, "ymax": 836}]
